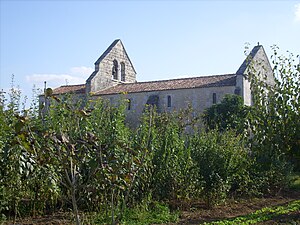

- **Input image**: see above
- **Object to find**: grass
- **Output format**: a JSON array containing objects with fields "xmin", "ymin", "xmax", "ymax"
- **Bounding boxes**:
[
  {"xmin": 203, "ymin": 200, "xmax": 300, "ymax": 225},
  {"xmin": 89, "ymin": 202, "xmax": 179, "ymax": 225},
  {"xmin": 121, "ymin": 202, "xmax": 179, "ymax": 225},
  {"xmin": 290, "ymin": 172, "xmax": 300, "ymax": 190}
]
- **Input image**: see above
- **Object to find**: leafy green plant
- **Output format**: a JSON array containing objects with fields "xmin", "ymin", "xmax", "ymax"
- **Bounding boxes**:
[
  {"xmin": 204, "ymin": 199, "xmax": 300, "ymax": 224},
  {"xmin": 242, "ymin": 46, "xmax": 299, "ymax": 196},
  {"xmin": 202, "ymin": 94, "xmax": 249, "ymax": 133},
  {"xmin": 151, "ymin": 110, "xmax": 195, "ymax": 201},
  {"xmin": 290, "ymin": 172, "xmax": 300, "ymax": 190},
  {"xmin": 191, "ymin": 130, "xmax": 250, "ymax": 208},
  {"xmin": 0, "ymin": 77, "xmax": 47, "ymax": 221},
  {"xmin": 38, "ymin": 94, "xmax": 144, "ymax": 225},
  {"xmin": 93, "ymin": 201, "xmax": 178, "ymax": 225},
  {"xmin": 247, "ymin": 45, "xmax": 300, "ymax": 172}
]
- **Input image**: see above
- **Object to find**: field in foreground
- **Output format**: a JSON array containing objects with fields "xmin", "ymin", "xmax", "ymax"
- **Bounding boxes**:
[
  {"xmin": 4, "ymin": 190, "xmax": 299, "ymax": 225},
  {"xmin": 176, "ymin": 190, "xmax": 300, "ymax": 224}
]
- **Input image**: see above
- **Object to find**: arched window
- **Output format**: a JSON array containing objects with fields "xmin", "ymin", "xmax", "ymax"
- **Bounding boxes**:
[
  {"xmin": 121, "ymin": 62, "xmax": 125, "ymax": 82},
  {"xmin": 112, "ymin": 59, "xmax": 118, "ymax": 80}
]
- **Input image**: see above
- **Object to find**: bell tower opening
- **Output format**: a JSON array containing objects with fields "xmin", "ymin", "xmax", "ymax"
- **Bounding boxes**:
[{"xmin": 112, "ymin": 59, "xmax": 118, "ymax": 80}]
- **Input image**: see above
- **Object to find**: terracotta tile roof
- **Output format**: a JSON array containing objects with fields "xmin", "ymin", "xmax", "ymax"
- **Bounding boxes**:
[
  {"xmin": 52, "ymin": 84, "xmax": 86, "ymax": 95},
  {"xmin": 94, "ymin": 74, "xmax": 236, "ymax": 96}
]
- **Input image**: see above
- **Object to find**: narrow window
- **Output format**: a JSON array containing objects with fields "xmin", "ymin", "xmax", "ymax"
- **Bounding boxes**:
[
  {"xmin": 127, "ymin": 99, "xmax": 131, "ymax": 110},
  {"xmin": 112, "ymin": 59, "xmax": 118, "ymax": 80},
  {"xmin": 167, "ymin": 95, "xmax": 171, "ymax": 107},
  {"xmin": 213, "ymin": 93, "xmax": 217, "ymax": 104},
  {"xmin": 234, "ymin": 87, "xmax": 241, "ymax": 96},
  {"xmin": 121, "ymin": 62, "xmax": 125, "ymax": 82}
]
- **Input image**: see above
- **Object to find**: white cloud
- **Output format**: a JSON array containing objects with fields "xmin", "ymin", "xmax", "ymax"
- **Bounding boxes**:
[
  {"xmin": 70, "ymin": 66, "xmax": 93, "ymax": 76},
  {"xmin": 295, "ymin": 3, "xmax": 300, "ymax": 22},
  {"xmin": 26, "ymin": 66, "xmax": 93, "ymax": 88},
  {"xmin": 26, "ymin": 74, "xmax": 86, "ymax": 88},
  {"xmin": 26, "ymin": 73, "xmax": 86, "ymax": 84}
]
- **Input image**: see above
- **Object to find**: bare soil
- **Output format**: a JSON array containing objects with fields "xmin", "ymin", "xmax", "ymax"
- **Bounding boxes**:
[
  {"xmin": 4, "ymin": 191, "xmax": 300, "ymax": 225},
  {"xmin": 176, "ymin": 190, "xmax": 300, "ymax": 224}
]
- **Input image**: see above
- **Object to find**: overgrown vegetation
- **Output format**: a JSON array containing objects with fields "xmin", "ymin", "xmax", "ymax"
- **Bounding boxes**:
[
  {"xmin": 202, "ymin": 94, "xmax": 249, "ymax": 133},
  {"xmin": 0, "ymin": 46, "xmax": 299, "ymax": 224},
  {"xmin": 94, "ymin": 202, "xmax": 179, "ymax": 225},
  {"xmin": 204, "ymin": 199, "xmax": 300, "ymax": 225}
]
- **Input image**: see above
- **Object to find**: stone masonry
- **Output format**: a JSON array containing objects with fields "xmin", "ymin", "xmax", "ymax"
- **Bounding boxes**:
[
  {"xmin": 86, "ymin": 40, "xmax": 136, "ymax": 94},
  {"xmin": 45, "ymin": 39, "xmax": 274, "ymax": 125}
]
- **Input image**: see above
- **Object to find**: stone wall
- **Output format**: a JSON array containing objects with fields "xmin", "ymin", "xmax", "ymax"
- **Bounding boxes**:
[
  {"xmin": 239, "ymin": 47, "xmax": 274, "ymax": 106},
  {"xmin": 95, "ymin": 85, "xmax": 236, "ymax": 126},
  {"xmin": 87, "ymin": 40, "xmax": 136, "ymax": 93},
  {"xmin": 39, "ymin": 93, "xmax": 86, "ymax": 115}
]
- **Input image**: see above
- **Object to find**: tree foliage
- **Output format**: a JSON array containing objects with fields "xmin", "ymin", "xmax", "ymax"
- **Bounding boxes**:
[
  {"xmin": 191, "ymin": 130, "xmax": 250, "ymax": 208},
  {"xmin": 247, "ymin": 46, "xmax": 300, "ymax": 172},
  {"xmin": 202, "ymin": 94, "xmax": 249, "ymax": 133}
]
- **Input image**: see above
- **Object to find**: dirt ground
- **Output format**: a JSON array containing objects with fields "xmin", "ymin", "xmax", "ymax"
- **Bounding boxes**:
[
  {"xmin": 176, "ymin": 190, "xmax": 300, "ymax": 224},
  {"xmin": 4, "ymin": 190, "xmax": 300, "ymax": 225}
]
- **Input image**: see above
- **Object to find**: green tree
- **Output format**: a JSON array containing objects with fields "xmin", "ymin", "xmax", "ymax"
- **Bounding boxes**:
[
  {"xmin": 0, "ymin": 80, "xmax": 32, "ymax": 220},
  {"xmin": 151, "ymin": 110, "xmax": 194, "ymax": 201},
  {"xmin": 202, "ymin": 94, "xmax": 249, "ymax": 133},
  {"xmin": 191, "ymin": 130, "xmax": 250, "ymax": 208},
  {"xmin": 247, "ymin": 46, "xmax": 300, "ymax": 172}
]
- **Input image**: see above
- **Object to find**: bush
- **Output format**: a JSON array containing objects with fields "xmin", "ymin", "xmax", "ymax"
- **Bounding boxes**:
[
  {"xmin": 247, "ymin": 45, "xmax": 300, "ymax": 171},
  {"xmin": 202, "ymin": 94, "xmax": 249, "ymax": 133},
  {"xmin": 191, "ymin": 130, "xmax": 250, "ymax": 207},
  {"xmin": 151, "ymin": 111, "xmax": 194, "ymax": 201}
]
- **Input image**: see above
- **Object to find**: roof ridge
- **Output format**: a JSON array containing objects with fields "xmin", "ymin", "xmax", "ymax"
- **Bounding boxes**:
[
  {"xmin": 58, "ymin": 84, "xmax": 85, "ymax": 88},
  {"xmin": 118, "ymin": 40, "xmax": 137, "ymax": 74},
  {"xmin": 94, "ymin": 39, "xmax": 120, "ymax": 65},
  {"xmin": 121, "ymin": 73, "xmax": 236, "ymax": 85},
  {"xmin": 86, "ymin": 39, "xmax": 137, "ymax": 83},
  {"xmin": 236, "ymin": 45, "xmax": 263, "ymax": 75},
  {"xmin": 93, "ymin": 74, "xmax": 237, "ymax": 96}
]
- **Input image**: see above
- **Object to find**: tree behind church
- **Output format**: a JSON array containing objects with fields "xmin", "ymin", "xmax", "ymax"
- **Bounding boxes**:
[{"xmin": 202, "ymin": 94, "xmax": 249, "ymax": 133}]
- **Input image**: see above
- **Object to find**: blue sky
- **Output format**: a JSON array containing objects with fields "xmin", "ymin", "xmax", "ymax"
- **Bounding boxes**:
[{"xmin": 1, "ymin": 0, "xmax": 299, "ymax": 106}]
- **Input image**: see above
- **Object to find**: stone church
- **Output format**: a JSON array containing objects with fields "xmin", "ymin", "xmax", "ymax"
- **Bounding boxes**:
[{"xmin": 44, "ymin": 39, "xmax": 274, "ymax": 125}]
